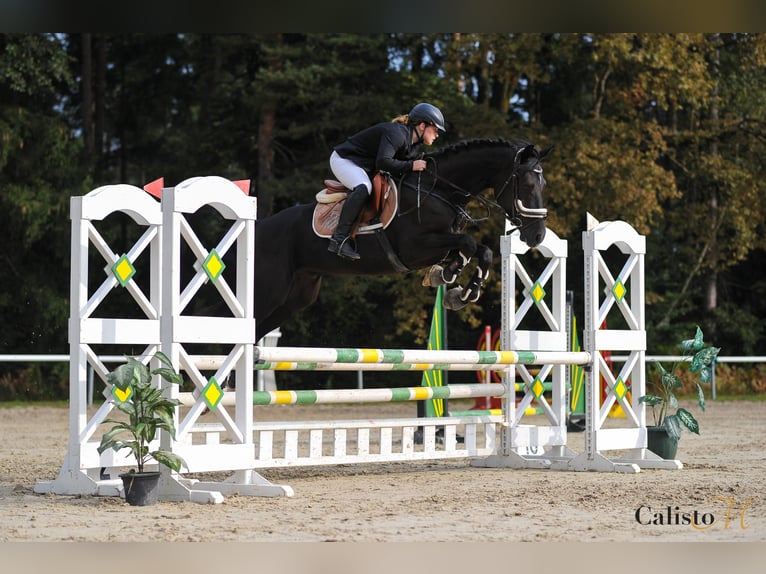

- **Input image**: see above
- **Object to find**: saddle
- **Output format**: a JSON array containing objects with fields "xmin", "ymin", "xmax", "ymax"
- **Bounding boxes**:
[{"xmin": 312, "ymin": 172, "xmax": 398, "ymax": 238}]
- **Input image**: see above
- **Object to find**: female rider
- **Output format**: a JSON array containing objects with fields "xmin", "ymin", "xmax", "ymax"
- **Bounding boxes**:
[{"xmin": 327, "ymin": 102, "xmax": 446, "ymax": 260}]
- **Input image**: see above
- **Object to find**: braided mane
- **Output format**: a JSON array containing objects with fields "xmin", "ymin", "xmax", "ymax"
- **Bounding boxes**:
[{"xmin": 427, "ymin": 138, "xmax": 531, "ymax": 160}]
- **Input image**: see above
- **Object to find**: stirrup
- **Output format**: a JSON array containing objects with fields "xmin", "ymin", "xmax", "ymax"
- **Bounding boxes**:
[{"xmin": 328, "ymin": 236, "xmax": 360, "ymax": 261}]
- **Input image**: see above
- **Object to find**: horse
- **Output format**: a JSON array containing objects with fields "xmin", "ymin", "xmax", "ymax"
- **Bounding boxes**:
[{"xmin": 254, "ymin": 138, "xmax": 551, "ymax": 341}]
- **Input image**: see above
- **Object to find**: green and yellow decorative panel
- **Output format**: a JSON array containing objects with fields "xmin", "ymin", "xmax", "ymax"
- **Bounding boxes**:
[
  {"xmin": 613, "ymin": 377, "xmax": 628, "ymax": 402},
  {"xmin": 111, "ymin": 384, "xmax": 132, "ymax": 403},
  {"xmin": 611, "ymin": 278, "xmax": 626, "ymax": 302},
  {"xmin": 531, "ymin": 376, "xmax": 546, "ymax": 400},
  {"xmin": 112, "ymin": 254, "xmax": 136, "ymax": 287},
  {"xmin": 529, "ymin": 281, "xmax": 546, "ymax": 305},
  {"xmin": 202, "ymin": 377, "xmax": 224, "ymax": 411},
  {"xmin": 203, "ymin": 249, "xmax": 225, "ymax": 283}
]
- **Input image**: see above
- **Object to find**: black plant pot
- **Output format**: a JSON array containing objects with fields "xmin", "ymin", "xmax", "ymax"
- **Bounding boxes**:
[
  {"xmin": 646, "ymin": 426, "xmax": 679, "ymax": 460},
  {"xmin": 120, "ymin": 472, "xmax": 160, "ymax": 506}
]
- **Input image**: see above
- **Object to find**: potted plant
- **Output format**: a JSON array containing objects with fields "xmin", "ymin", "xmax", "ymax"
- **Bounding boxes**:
[
  {"xmin": 640, "ymin": 326, "xmax": 720, "ymax": 459},
  {"xmin": 98, "ymin": 351, "xmax": 187, "ymax": 506}
]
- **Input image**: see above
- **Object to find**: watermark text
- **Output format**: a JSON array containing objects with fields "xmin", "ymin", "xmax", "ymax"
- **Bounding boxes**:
[{"xmin": 635, "ymin": 497, "xmax": 751, "ymax": 530}]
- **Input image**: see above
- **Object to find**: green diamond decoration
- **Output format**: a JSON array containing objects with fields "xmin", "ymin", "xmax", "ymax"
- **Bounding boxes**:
[
  {"xmin": 531, "ymin": 377, "xmax": 545, "ymax": 399},
  {"xmin": 112, "ymin": 384, "xmax": 132, "ymax": 403},
  {"xmin": 202, "ymin": 377, "xmax": 224, "ymax": 411},
  {"xmin": 613, "ymin": 377, "xmax": 628, "ymax": 401},
  {"xmin": 529, "ymin": 281, "xmax": 546, "ymax": 304},
  {"xmin": 203, "ymin": 249, "xmax": 225, "ymax": 283},
  {"xmin": 112, "ymin": 254, "xmax": 136, "ymax": 287},
  {"xmin": 612, "ymin": 278, "xmax": 626, "ymax": 302}
]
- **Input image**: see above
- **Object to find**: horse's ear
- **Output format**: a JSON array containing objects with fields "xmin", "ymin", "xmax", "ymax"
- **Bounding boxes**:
[
  {"xmin": 539, "ymin": 145, "xmax": 554, "ymax": 161},
  {"xmin": 517, "ymin": 144, "xmax": 536, "ymax": 163}
]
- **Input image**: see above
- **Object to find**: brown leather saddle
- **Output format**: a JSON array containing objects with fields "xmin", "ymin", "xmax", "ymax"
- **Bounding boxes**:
[{"xmin": 312, "ymin": 173, "xmax": 398, "ymax": 238}]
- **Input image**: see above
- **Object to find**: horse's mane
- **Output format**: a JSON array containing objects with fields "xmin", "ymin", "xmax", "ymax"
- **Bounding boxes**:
[{"xmin": 426, "ymin": 138, "xmax": 532, "ymax": 160}]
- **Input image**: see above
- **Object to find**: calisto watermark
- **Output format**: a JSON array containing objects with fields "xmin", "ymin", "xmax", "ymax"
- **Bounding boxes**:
[{"xmin": 635, "ymin": 497, "xmax": 751, "ymax": 530}]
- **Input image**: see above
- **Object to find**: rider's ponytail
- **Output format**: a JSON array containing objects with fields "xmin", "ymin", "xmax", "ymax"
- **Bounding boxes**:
[{"xmin": 391, "ymin": 114, "xmax": 409, "ymax": 124}]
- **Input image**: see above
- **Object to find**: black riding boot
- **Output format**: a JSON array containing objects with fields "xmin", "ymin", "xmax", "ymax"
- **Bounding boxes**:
[{"xmin": 328, "ymin": 185, "xmax": 368, "ymax": 261}]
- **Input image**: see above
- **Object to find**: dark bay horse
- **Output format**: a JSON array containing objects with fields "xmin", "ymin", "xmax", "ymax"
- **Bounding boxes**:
[{"xmin": 254, "ymin": 138, "xmax": 551, "ymax": 340}]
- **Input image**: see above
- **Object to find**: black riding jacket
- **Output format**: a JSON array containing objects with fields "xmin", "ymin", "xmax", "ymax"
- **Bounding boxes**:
[{"xmin": 333, "ymin": 122, "xmax": 422, "ymax": 177}]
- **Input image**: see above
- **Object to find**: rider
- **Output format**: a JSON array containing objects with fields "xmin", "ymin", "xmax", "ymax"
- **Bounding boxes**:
[{"xmin": 327, "ymin": 102, "xmax": 446, "ymax": 261}]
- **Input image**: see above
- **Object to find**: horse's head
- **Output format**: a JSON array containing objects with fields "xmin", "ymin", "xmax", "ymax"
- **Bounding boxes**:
[
  {"xmin": 494, "ymin": 143, "xmax": 551, "ymax": 248},
  {"xmin": 416, "ymin": 138, "xmax": 551, "ymax": 248}
]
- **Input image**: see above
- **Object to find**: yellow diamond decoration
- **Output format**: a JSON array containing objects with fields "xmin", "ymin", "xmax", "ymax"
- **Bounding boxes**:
[
  {"xmin": 203, "ymin": 249, "xmax": 225, "ymax": 283},
  {"xmin": 112, "ymin": 384, "xmax": 132, "ymax": 403},
  {"xmin": 202, "ymin": 377, "xmax": 224, "ymax": 411},
  {"xmin": 112, "ymin": 254, "xmax": 136, "ymax": 287},
  {"xmin": 613, "ymin": 377, "xmax": 628, "ymax": 401},
  {"xmin": 612, "ymin": 278, "xmax": 626, "ymax": 302},
  {"xmin": 529, "ymin": 281, "xmax": 546, "ymax": 304},
  {"xmin": 531, "ymin": 377, "xmax": 545, "ymax": 399}
]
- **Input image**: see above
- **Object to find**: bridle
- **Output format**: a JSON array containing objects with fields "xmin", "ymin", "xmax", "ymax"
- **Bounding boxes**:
[{"xmin": 399, "ymin": 146, "xmax": 547, "ymax": 231}]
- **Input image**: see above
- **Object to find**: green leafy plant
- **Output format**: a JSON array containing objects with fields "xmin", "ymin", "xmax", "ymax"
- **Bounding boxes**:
[
  {"xmin": 98, "ymin": 352, "xmax": 186, "ymax": 474},
  {"xmin": 640, "ymin": 326, "xmax": 720, "ymax": 440}
]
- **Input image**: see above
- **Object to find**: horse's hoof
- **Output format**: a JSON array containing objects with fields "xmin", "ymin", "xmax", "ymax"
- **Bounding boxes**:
[
  {"xmin": 443, "ymin": 287, "xmax": 468, "ymax": 311},
  {"xmin": 422, "ymin": 265, "xmax": 445, "ymax": 287},
  {"xmin": 461, "ymin": 286, "xmax": 481, "ymax": 303},
  {"xmin": 441, "ymin": 268, "xmax": 458, "ymax": 285}
]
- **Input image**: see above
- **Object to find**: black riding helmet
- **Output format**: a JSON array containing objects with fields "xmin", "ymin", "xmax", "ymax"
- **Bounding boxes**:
[{"xmin": 409, "ymin": 102, "xmax": 446, "ymax": 133}]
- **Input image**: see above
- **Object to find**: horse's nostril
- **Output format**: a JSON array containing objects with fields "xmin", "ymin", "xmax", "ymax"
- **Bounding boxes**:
[{"xmin": 527, "ymin": 229, "xmax": 546, "ymax": 248}]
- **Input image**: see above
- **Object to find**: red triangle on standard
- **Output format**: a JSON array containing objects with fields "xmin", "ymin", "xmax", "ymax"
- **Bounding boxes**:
[
  {"xmin": 143, "ymin": 177, "xmax": 164, "ymax": 199},
  {"xmin": 233, "ymin": 180, "xmax": 251, "ymax": 195}
]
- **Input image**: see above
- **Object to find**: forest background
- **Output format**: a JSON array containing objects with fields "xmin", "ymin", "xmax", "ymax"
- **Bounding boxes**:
[{"xmin": 2, "ymin": 32, "xmax": 766, "ymax": 399}]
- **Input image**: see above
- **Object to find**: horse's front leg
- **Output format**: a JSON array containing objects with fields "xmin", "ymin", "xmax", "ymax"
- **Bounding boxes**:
[
  {"xmin": 443, "ymin": 244, "xmax": 493, "ymax": 311},
  {"xmin": 422, "ymin": 249, "xmax": 469, "ymax": 287}
]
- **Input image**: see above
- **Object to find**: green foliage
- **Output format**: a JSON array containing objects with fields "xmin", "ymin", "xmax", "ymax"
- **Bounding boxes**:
[
  {"xmin": 640, "ymin": 326, "xmax": 720, "ymax": 439},
  {"xmin": 0, "ymin": 34, "xmax": 73, "ymax": 101},
  {"xmin": 543, "ymin": 116, "xmax": 678, "ymax": 236},
  {"xmin": 97, "ymin": 352, "xmax": 186, "ymax": 474}
]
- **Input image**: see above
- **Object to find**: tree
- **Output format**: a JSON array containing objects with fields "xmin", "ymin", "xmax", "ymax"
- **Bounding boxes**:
[
  {"xmin": 0, "ymin": 34, "xmax": 86, "ymax": 397},
  {"xmin": 654, "ymin": 34, "xmax": 766, "ymax": 348}
]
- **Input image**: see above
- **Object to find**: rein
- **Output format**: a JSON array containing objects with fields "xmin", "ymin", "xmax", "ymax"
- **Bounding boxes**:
[{"xmin": 397, "ymin": 157, "xmax": 491, "ymax": 225}]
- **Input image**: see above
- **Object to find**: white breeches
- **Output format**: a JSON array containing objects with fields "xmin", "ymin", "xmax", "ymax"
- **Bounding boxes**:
[{"xmin": 330, "ymin": 151, "xmax": 372, "ymax": 194}]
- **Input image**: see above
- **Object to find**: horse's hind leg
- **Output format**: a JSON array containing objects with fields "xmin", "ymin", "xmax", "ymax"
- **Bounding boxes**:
[
  {"xmin": 256, "ymin": 273, "xmax": 322, "ymax": 340},
  {"xmin": 443, "ymin": 245, "xmax": 493, "ymax": 310}
]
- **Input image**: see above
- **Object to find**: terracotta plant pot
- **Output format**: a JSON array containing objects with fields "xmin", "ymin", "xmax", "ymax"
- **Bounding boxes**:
[
  {"xmin": 120, "ymin": 472, "xmax": 160, "ymax": 506},
  {"xmin": 646, "ymin": 426, "xmax": 679, "ymax": 460}
]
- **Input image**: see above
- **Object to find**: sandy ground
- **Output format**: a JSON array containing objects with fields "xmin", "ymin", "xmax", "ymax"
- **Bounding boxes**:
[{"xmin": 1, "ymin": 399, "xmax": 764, "ymax": 548}]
